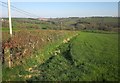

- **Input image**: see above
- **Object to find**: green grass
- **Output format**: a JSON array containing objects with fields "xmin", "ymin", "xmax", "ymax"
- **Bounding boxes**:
[
  {"xmin": 71, "ymin": 32, "xmax": 118, "ymax": 81},
  {"xmin": 2, "ymin": 27, "xmax": 21, "ymax": 31},
  {"xmin": 81, "ymin": 30, "xmax": 117, "ymax": 34},
  {"xmin": 27, "ymin": 31, "xmax": 119, "ymax": 81}
]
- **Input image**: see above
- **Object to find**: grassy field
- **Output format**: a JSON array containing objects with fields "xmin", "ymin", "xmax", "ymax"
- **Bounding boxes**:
[
  {"xmin": 1, "ymin": 17, "xmax": 119, "ymax": 81},
  {"xmin": 26, "ymin": 31, "xmax": 119, "ymax": 81},
  {"xmin": 2, "ymin": 30, "xmax": 119, "ymax": 81}
]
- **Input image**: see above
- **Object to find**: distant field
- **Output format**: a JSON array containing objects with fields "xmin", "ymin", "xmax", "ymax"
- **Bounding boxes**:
[{"xmin": 2, "ymin": 17, "xmax": 119, "ymax": 31}]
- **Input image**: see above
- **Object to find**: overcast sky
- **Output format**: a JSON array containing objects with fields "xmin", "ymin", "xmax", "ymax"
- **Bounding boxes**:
[{"xmin": 0, "ymin": 1, "xmax": 118, "ymax": 18}]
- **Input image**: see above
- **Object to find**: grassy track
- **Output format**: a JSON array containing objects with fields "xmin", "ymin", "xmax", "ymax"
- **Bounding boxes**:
[{"xmin": 27, "ymin": 31, "xmax": 118, "ymax": 81}]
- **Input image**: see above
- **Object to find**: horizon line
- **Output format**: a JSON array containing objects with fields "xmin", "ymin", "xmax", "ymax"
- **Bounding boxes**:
[{"xmin": 1, "ymin": 16, "xmax": 118, "ymax": 18}]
